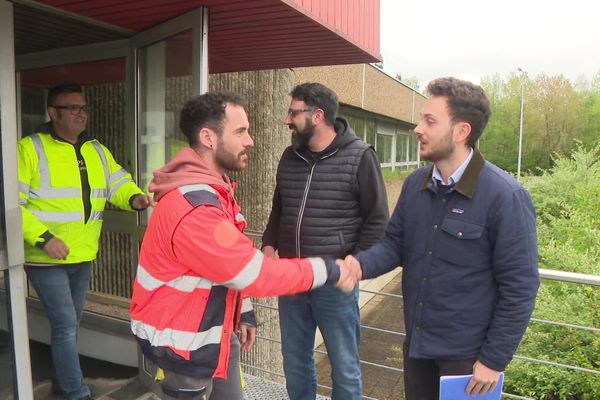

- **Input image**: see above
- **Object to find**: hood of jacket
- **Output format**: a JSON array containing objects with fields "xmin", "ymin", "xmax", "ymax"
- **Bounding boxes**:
[
  {"xmin": 295, "ymin": 117, "xmax": 361, "ymax": 159},
  {"xmin": 149, "ymin": 147, "xmax": 233, "ymax": 201}
]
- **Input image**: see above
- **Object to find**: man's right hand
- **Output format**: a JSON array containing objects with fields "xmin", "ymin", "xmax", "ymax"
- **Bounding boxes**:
[
  {"xmin": 43, "ymin": 237, "xmax": 70, "ymax": 260},
  {"xmin": 336, "ymin": 255, "xmax": 362, "ymax": 292}
]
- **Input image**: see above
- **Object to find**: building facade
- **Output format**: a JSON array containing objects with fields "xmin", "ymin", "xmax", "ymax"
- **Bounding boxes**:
[{"xmin": 0, "ymin": 1, "xmax": 423, "ymax": 397}]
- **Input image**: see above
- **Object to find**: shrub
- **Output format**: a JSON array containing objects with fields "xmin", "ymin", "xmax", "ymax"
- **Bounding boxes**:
[{"xmin": 505, "ymin": 143, "xmax": 600, "ymax": 399}]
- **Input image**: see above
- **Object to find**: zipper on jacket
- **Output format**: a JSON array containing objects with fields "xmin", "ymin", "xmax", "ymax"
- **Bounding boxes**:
[
  {"xmin": 296, "ymin": 163, "xmax": 316, "ymax": 257},
  {"xmin": 292, "ymin": 149, "xmax": 339, "ymax": 257}
]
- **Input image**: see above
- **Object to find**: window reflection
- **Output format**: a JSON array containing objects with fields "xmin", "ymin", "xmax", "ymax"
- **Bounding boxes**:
[{"xmin": 139, "ymin": 30, "xmax": 193, "ymax": 195}]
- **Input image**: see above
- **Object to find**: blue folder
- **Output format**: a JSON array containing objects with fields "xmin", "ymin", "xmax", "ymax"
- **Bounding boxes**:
[{"xmin": 439, "ymin": 372, "xmax": 504, "ymax": 400}]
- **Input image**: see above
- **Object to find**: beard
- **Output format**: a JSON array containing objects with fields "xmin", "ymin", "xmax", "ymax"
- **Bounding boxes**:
[
  {"xmin": 215, "ymin": 141, "xmax": 249, "ymax": 172},
  {"xmin": 291, "ymin": 119, "xmax": 315, "ymax": 150},
  {"xmin": 420, "ymin": 129, "xmax": 455, "ymax": 162}
]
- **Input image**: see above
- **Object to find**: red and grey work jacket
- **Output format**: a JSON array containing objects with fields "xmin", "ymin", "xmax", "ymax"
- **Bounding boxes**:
[{"xmin": 130, "ymin": 183, "xmax": 329, "ymax": 378}]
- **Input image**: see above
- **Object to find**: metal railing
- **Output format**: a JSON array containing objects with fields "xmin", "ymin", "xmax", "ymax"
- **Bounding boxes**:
[{"xmin": 242, "ymin": 268, "xmax": 600, "ymax": 400}]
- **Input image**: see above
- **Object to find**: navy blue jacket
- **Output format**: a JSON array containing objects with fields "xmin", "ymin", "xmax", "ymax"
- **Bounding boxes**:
[{"xmin": 357, "ymin": 150, "xmax": 539, "ymax": 371}]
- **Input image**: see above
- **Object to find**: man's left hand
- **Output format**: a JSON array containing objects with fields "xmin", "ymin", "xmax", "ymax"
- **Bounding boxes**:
[
  {"xmin": 131, "ymin": 194, "xmax": 154, "ymax": 210},
  {"xmin": 466, "ymin": 360, "xmax": 501, "ymax": 396},
  {"xmin": 239, "ymin": 324, "xmax": 257, "ymax": 351}
]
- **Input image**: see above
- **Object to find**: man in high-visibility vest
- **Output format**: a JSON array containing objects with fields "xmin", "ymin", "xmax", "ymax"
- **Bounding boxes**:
[{"xmin": 18, "ymin": 83, "xmax": 152, "ymax": 400}]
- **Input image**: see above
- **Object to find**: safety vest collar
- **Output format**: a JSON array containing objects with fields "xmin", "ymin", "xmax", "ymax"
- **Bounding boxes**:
[{"xmin": 36, "ymin": 121, "xmax": 92, "ymax": 144}]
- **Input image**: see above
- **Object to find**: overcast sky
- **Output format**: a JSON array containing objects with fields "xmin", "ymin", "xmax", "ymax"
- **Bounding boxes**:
[{"xmin": 379, "ymin": 0, "xmax": 600, "ymax": 88}]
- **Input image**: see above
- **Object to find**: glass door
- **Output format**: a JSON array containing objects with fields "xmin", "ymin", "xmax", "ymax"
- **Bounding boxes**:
[{"xmin": 131, "ymin": 8, "xmax": 207, "ymax": 223}]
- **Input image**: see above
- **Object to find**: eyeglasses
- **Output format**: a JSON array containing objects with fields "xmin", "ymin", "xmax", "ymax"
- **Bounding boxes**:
[
  {"xmin": 51, "ymin": 104, "xmax": 90, "ymax": 115},
  {"xmin": 287, "ymin": 108, "xmax": 314, "ymax": 117}
]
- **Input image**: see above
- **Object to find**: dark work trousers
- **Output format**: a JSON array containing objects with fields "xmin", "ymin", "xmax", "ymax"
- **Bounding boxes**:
[{"xmin": 402, "ymin": 340, "xmax": 477, "ymax": 400}]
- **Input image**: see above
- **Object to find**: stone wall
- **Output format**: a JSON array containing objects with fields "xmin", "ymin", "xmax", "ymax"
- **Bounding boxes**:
[{"xmin": 209, "ymin": 68, "xmax": 295, "ymax": 380}]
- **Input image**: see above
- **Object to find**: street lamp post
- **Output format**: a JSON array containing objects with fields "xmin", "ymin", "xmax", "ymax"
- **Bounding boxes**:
[{"xmin": 517, "ymin": 68, "xmax": 527, "ymax": 180}]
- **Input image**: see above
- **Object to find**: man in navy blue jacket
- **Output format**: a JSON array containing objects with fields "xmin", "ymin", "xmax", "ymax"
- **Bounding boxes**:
[{"xmin": 342, "ymin": 77, "xmax": 539, "ymax": 400}]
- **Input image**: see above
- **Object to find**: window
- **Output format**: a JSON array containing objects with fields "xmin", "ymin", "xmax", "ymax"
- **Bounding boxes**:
[
  {"xmin": 396, "ymin": 133, "xmax": 408, "ymax": 163},
  {"xmin": 366, "ymin": 120, "xmax": 376, "ymax": 146},
  {"xmin": 409, "ymin": 131, "xmax": 419, "ymax": 162},
  {"xmin": 376, "ymin": 133, "xmax": 393, "ymax": 164},
  {"xmin": 139, "ymin": 30, "xmax": 193, "ymax": 192},
  {"xmin": 353, "ymin": 117, "xmax": 366, "ymax": 141}
]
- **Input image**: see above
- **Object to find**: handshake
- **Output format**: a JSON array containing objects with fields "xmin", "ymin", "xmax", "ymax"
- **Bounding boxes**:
[{"xmin": 335, "ymin": 255, "xmax": 362, "ymax": 292}]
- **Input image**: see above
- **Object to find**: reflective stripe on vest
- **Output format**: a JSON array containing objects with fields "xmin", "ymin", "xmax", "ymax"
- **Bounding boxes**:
[
  {"xmin": 90, "ymin": 211, "xmax": 104, "ymax": 221},
  {"xmin": 91, "ymin": 141, "xmax": 110, "ymax": 187},
  {"xmin": 221, "ymin": 249, "xmax": 263, "ymax": 290},
  {"xmin": 241, "ymin": 297, "xmax": 253, "ymax": 313},
  {"xmin": 29, "ymin": 134, "xmax": 106, "ymax": 199},
  {"xmin": 107, "ymin": 178, "xmax": 133, "ymax": 202},
  {"xmin": 131, "ymin": 319, "xmax": 223, "ymax": 351},
  {"xmin": 136, "ymin": 264, "xmax": 213, "ymax": 292},
  {"xmin": 29, "ymin": 187, "xmax": 81, "ymax": 199},
  {"xmin": 30, "ymin": 210, "xmax": 81, "ymax": 222},
  {"xmin": 91, "ymin": 188, "xmax": 108, "ymax": 198},
  {"xmin": 29, "ymin": 134, "xmax": 51, "ymax": 188},
  {"xmin": 90, "ymin": 141, "xmax": 135, "ymax": 201},
  {"xmin": 179, "ymin": 184, "xmax": 216, "ymax": 195},
  {"xmin": 18, "ymin": 181, "xmax": 30, "ymax": 194},
  {"xmin": 109, "ymin": 168, "xmax": 128, "ymax": 184},
  {"xmin": 30, "ymin": 210, "xmax": 102, "ymax": 223},
  {"xmin": 309, "ymin": 257, "xmax": 328, "ymax": 289},
  {"xmin": 18, "ymin": 182, "xmax": 30, "ymax": 206}
]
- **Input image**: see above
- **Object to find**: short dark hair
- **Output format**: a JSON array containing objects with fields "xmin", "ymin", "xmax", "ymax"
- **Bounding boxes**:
[
  {"xmin": 290, "ymin": 82, "xmax": 339, "ymax": 125},
  {"xmin": 179, "ymin": 92, "xmax": 246, "ymax": 147},
  {"xmin": 47, "ymin": 83, "xmax": 84, "ymax": 108},
  {"xmin": 426, "ymin": 77, "xmax": 491, "ymax": 147}
]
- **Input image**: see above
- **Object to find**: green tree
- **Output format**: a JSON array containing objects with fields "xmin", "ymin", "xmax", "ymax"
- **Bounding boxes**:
[
  {"xmin": 479, "ymin": 73, "xmax": 523, "ymax": 171},
  {"xmin": 479, "ymin": 72, "xmax": 599, "ymax": 173},
  {"xmin": 579, "ymin": 71, "xmax": 600, "ymax": 147},
  {"xmin": 523, "ymin": 74, "xmax": 583, "ymax": 171}
]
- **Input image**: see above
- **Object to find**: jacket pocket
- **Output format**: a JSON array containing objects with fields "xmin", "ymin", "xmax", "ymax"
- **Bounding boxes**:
[
  {"xmin": 337, "ymin": 231, "xmax": 347, "ymax": 254},
  {"xmin": 435, "ymin": 218, "xmax": 487, "ymax": 268},
  {"xmin": 440, "ymin": 218, "xmax": 484, "ymax": 240}
]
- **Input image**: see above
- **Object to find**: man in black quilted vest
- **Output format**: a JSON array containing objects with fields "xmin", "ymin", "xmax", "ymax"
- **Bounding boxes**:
[{"xmin": 262, "ymin": 82, "xmax": 389, "ymax": 400}]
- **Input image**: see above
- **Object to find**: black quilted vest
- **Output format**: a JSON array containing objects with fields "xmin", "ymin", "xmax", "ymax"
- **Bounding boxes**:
[{"xmin": 276, "ymin": 120, "xmax": 371, "ymax": 258}]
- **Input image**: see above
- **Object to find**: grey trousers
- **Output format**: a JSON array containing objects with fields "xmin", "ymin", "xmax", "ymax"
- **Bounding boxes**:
[{"xmin": 148, "ymin": 333, "xmax": 243, "ymax": 400}]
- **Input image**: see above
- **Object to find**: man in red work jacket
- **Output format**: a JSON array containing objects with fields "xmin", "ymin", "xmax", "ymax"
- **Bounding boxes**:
[{"xmin": 130, "ymin": 92, "xmax": 359, "ymax": 400}]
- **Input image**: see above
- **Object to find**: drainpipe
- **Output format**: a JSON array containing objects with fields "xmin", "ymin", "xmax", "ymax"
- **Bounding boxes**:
[{"xmin": 361, "ymin": 64, "xmax": 366, "ymax": 109}]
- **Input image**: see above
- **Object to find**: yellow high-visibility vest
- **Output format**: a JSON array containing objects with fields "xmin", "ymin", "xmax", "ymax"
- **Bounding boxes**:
[{"xmin": 18, "ymin": 132, "xmax": 143, "ymax": 264}]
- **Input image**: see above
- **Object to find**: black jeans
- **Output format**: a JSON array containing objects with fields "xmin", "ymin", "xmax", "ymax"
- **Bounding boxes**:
[{"xmin": 402, "ymin": 340, "xmax": 477, "ymax": 400}]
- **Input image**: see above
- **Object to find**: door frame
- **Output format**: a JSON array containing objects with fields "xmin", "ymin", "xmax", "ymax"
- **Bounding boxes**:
[{"xmin": 0, "ymin": 1, "xmax": 33, "ymax": 398}]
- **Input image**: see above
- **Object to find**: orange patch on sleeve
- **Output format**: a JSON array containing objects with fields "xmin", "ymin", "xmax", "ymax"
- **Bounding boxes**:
[{"xmin": 213, "ymin": 221, "xmax": 240, "ymax": 248}]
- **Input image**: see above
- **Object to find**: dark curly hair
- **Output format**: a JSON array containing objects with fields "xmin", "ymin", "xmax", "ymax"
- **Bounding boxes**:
[
  {"xmin": 426, "ymin": 77, "xmax": 491, "ymax": 147},
  {"xmin": 179, "ymin": 92, "xmax": 246, "ymax": 147},
  {"xmin": 290, "ymin": 82, "xmax": 339, "ymax": 125}
]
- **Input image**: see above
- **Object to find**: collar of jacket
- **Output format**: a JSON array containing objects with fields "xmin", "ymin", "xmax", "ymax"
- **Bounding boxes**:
[
  {"xmin": 37, "ymin": 121, "xmax": 91, "ymax": 144},
  {"xmin": 294, "ymin": 116, "xmax": 357, "ymax": 161},
  {"xmin": 420, "ymin": 149, "xmax": 485, "ymax": 199}
]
